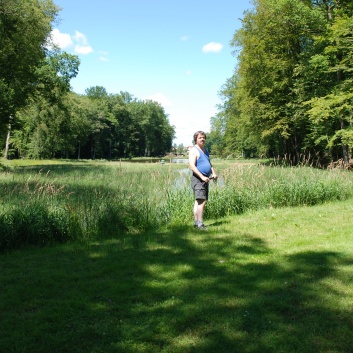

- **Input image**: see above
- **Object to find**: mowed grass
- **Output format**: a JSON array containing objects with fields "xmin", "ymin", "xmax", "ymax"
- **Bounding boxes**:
[{"xmin": 1, "ymin": 196, "xmax": 353, "ymax": 353}]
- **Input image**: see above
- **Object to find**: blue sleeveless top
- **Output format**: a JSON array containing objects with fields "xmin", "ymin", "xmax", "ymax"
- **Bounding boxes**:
[{"xmin": 195, "ymin": 146, "xmax": 212, "ymax": 176}]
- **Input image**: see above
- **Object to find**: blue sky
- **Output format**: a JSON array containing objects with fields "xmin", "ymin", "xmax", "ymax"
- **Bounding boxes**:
[{"xmin": 52, "ymin": 0, "xmax": 252, "ymax": 146}]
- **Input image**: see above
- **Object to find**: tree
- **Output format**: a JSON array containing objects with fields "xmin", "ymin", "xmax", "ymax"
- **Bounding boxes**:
[
  {"xmin": 10, "ymin": 86, "xmax": 175, "ymax": 160},
  {"xmin": 0, "ymin": 0, "xmax": 59, "ymax": 128},
  {"xmin": 216, "ymin": 0, "xmax": 353, "ymax": 164},
  {"xmin": 9, "ymin": 52, "xmax": 80, "ymax": 159},
  {"xmin": 305, "ymin": 10, "xmax": 353, "ymax": 164},
  {"xmin": 234, "ymin": 0, "xmax": 326, "ymax": 157},
  {"xmin": 85, "ymin": 86, "xmax": 108, "ymax": 100},
  {"xmin": 0, "ymin": 0, "xmax": 61, "ymax": 158},
  {"xmin": 176, "ymin": 144, "xmax": 185, "ymax": 155}
]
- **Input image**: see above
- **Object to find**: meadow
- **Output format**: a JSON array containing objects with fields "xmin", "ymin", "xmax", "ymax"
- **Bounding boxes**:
[
  {"xmin": 1, "ymin": 159, "xmax": 353, "ymax": 352},
  {"xmin": 0, "ymin": 159, "xmax": 352, "ymax": 251}
]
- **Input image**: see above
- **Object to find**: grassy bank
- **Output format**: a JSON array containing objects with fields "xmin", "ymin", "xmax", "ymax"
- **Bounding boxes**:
[
  {"xmin": 1, "ymin": 159, "xmax": 353, "ymax": 251},
  {"xmin": 1, "ymin": 197, "xmax": 353, "ymax": 352}
]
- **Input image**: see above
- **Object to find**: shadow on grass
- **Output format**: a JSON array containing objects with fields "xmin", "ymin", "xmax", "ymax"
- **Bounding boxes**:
[
  {"xmin": 1, "ymin": 224, "xmax": 353, "ymax": 353},
  {"xmin": 10, "ymin": 163, "xmax": 115, "ymax": 176},
  {"xmin": 207, "ymin": 220, "xmax": 231, "ymax": 227}
]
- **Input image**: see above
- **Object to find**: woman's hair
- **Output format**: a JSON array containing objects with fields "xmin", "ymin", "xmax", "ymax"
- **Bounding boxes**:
[{"xmin": 193, "ymin": 131, "xmax": 206, "ymax": 144}]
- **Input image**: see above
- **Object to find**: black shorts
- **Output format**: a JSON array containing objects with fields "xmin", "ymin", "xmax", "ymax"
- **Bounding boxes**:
[{"xmin": 191, "ymin": 174, "xmax": 209, "ymax": 200}]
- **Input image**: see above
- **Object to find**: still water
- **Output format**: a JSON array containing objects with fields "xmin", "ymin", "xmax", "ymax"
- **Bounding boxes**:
[{"xmin": 171, "ymin": 158, "xmax": 189, "ymax": 164}]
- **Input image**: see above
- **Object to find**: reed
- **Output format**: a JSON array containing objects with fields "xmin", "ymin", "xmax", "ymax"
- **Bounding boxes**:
[{"xmin": 1, "ymin": 160, "xmax": 353, "ymax": 251}]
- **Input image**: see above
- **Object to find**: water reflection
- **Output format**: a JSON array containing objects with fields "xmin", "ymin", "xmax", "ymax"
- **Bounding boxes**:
[
  {"xmin": 174, "ymin": 168, "xmax": 191, "ymax": 188},
  {"xmin": 173, "ymin": 167, "xmax": 225, "ymax": 188},
  {"xmin": 171, "ymin": 158, "xmax": 189, "ymax": 164}
]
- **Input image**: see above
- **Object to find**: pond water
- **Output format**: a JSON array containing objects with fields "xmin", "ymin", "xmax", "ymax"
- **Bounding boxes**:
[
  {"xmin": 174, "ymin": 168, "xmax": 191, "ymax": 188},
  {"xmin": 173, "ymin": 167, "xmax": 225, "ymax": 188},
  {"xmin": 116, "ymin": 158, "xmax": 189, "ymax": 164},
  {"xmin": 171, "ymin": 158, "xmax": 189, "ymax": 164}
]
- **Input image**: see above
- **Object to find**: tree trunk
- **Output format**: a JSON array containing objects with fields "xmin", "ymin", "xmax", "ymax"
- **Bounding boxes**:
[
  {"xmin": 324, "ymin": 0, "xmax": 333, "ymax": 21},
  {"xmin": 341, "ymin": 119, "xmax": 349, "ymax": 164},
  {"xmin": 4, "ymin": 119, "xmax": 12, "ymax": 159},
  {"xmin": 4, "ymin": 129, "xmax": 10, "ymax": 159},
  {"xmin": 342, "ymin": 143, "xmax": 349, "ymax": 165}
]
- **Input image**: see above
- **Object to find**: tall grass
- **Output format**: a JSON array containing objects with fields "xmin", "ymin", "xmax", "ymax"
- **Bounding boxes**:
[
  {"xmin": 205, "ymin": 164, "xmax": 352, "ymax": 218},
  {"xmin": 1, "ymin": 160, "xmax": 353, "ymax": 251}
]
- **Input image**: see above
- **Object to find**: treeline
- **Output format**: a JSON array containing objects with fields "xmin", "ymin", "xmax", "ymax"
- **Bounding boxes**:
[
  {"xmin": 211, "ymin": 0, "xmax": 353, "ymax": 165},
  {"xmin": 13, "ymin": 87, "xmax": 175, "ymax": 159},
  {"xmin": 0, "ymin": 0, "xmax": 174, "ymax": 160}
]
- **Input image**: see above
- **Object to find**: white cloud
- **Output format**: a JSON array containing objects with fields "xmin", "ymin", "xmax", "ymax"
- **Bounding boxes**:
[
  {"xmin": 202, "ymin": 42, "xmax": 223, "ymax": 53},
  {"xmin": 51, "ymin": 28, "xmax": 73, "ymax": 49},
  {"xmin": 50, "ymin": 29, "xmax": 93, "ymax": 55},
  {"xmin": 73, "ymin": 31, "xmax": 93, "ymax": 54},
  {"xmin": 143, "ymin": 92, "xmax": 172, "ymax": 107},
  {"xmin": 75, "ymin": 45, "xmax": 93, "ymax": 54},
  {"xmin": 99, "ymin": 56, "xmax": 109, "ymax": 62},
  {"xmin": 73, "ymin": 31, "xmax": 87, "ymax": 43},
  {"xmin": 180, "ymin": 35, "xmax": 189, "ymax": 41},
  {"xmin": 186, "ymin": 70, "xmax": 192, "ymax": 75}
]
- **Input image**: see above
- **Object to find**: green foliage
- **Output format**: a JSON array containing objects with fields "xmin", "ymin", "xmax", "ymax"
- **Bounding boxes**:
[
  {"xmin": 12, "ymin": 90, "xmax": 175, "ymax": 159},
  {"xmin": 0, "ymin": 0, "xmax": 59, "ymax": 126},
  {"xmin": 35, "ymin": 52, "xmax": 80, "ymax": 99},
  {"xmin": 85, "ymin": 85, "xmax": 108, "ymax": 100},
  {"xmin": 216, "ymin": 0, "xmax": 353, "ymax": 165}
]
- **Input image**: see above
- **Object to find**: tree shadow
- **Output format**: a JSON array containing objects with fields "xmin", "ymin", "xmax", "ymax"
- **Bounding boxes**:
[
  {"xmin": 10, "ymin": 163, "xmax": 114, "ymax": 176},
  {"xmin": 207, "ymin": 220, "xmax": 231, "ymax": 227},
  {"xmin": 1, "ymin": 224, "xmax": 353, "ymax": 353}
]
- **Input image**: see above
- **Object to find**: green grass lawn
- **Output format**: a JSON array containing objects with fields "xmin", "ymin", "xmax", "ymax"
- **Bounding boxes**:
[{"xmin": 1, "ymin": 197, "xmax": 353, "ymax": 353}]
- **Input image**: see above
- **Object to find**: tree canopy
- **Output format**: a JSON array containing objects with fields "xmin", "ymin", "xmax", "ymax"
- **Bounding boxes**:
[
  {"xmin": 0, "ymin": 0, "xmax": 59, "ymax": 126},
  {"xmin": 214, "ymin": 0, "xmax": 353, "ymax": 165}
]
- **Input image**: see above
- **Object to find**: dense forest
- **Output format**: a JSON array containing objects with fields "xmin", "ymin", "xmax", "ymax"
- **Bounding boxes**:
[
  {"xmin": 0, "ymin": 0, "xmax": 175, "ymax": 159},
  {"xmin": 210, "ymin": 0, "xmax": 353, "ymax": 166}
]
